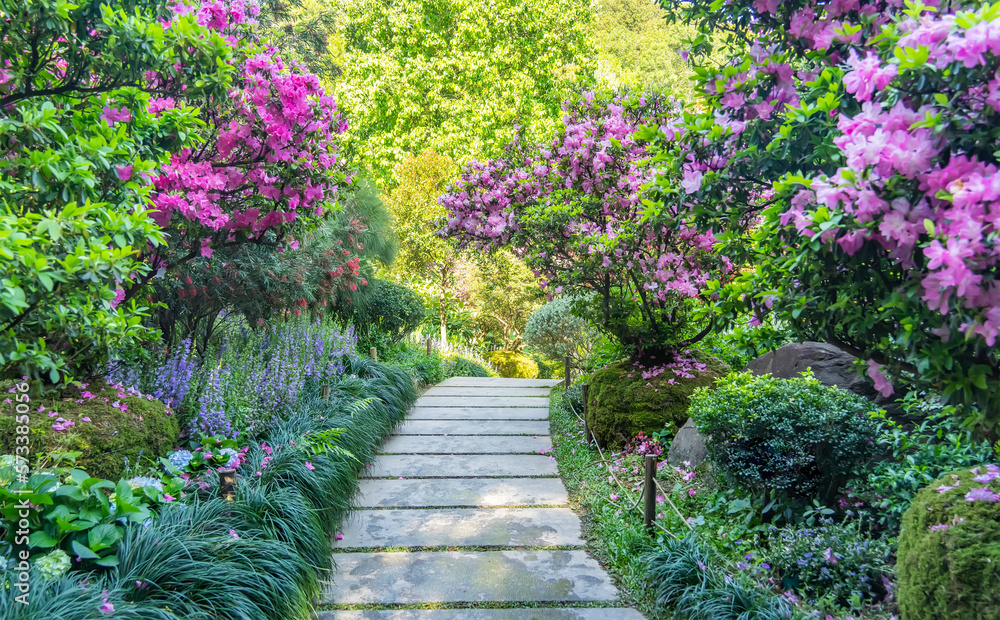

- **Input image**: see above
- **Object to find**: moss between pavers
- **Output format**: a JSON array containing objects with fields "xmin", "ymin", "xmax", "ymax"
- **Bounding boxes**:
[{"xmin": 0, "ymin": 379, "xmax": 178, "ymax": 480}]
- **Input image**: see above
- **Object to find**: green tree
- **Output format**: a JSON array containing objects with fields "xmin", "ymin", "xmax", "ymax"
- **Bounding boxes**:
[
  {"xmin": 470, "ymin": 250, "xmax": 545, "ymax": 351},
  {"xmin": 591, "ymin": 0, "xmax": 696, "ymax": 98},
  {"xmin": 0, "ymin": 0, "xmax": 233, "ymax": 385},
  {"xmin": 333, "ymin": 0, "xmax": 594, "ymax": 185}
]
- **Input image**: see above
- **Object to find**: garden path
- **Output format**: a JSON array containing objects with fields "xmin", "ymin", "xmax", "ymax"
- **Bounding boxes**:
[{"xmin": 317, "ymin": 377, "xmax": 645, "ymax": 619}]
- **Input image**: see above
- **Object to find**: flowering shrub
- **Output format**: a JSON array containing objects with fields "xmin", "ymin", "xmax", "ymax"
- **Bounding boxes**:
[
  {"xmin": 690, "ymin": 372, "xmax": 879, "ymax": 508},
  {"xmin": 640, "ymin": 0, "xmax": 1000, "ymax": 433},
  {"xmin": 763, "ymin": 519, "xmax": 892, "ymax": 606},
  {"xmin": 441, "ymin": 92, "xmax": 733, "ymax": 363},
  {"xmin": 162, "ymin": 435, "xmax": 249, "ymax": 478},
  {"xmin": 110, "ymin": 320, "xmax": 358, "ymax": 438},
  {"xmin": 896, "ymin": 465, "xmax": 1000, "ymax": 620}
]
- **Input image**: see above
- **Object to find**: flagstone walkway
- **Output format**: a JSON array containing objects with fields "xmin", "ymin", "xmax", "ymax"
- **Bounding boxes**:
[{"xmin": 317, "ymin": 377, "xmax": 645, "ymax": 620}]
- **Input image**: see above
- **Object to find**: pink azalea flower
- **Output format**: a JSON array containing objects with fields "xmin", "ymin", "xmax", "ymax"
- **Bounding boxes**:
[
  {"xmin": 116, "ymin": 165, "xmax": 133, "ymax": 181},
  {"xmin": 163, "ymin": 494, "xmax": 175, "ymax": 502},
  {"xmin": 965, "ymin": 487, "xmax": 1000, "ymax": 503},
  {"xmin": 82, "ymin": 417, "xmax": 91, "ymax": 422},
  {"xmin": 101, "ymin": 106, "xmax": 131, "ymax": 127},
  {"xmin": 305, "ymin": 462, "xmax": 315, "ymax": 470}
]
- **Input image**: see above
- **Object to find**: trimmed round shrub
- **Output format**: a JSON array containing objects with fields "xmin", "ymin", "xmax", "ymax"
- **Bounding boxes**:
[
  {"xmin": 587, "ymin": 356, "xmax": 726, "ymax": 449},
  {"xmin": 524, "ymin": 295, "xmax": 598, "ymax": 364},
  {"xmin": 690, "ymin": 371, "xmax": 879, "ymax": 504},
  {"xmin": 897, "ymin": 465, "xmax": 1000, "ymax": 620},
  {"xmin": 0, "ymin": 380, "xmax": 179, "ymax": 480},
  {"xmin": 488, "ymin": 351, "xmax": 538, "ymax": 379},
  {"xmin": 340, "ymin": 279, "xmax": 425, "ymax": 343}
]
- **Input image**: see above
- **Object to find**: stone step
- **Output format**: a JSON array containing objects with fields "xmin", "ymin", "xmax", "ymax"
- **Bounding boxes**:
[
  {"xmin": 316, "ymin": 609, "xmax": 647, "ymax": 619},
  {"xmin": 423, "ymin": 386, "xmax": 555, "ymax": 397},
  {"xmin": 437, "ymin": 378, "xmax": 562, "ymax": 388},
  {"xmin": 395, "ymin": 420, "xmax": 550, "ymax": 436},
  {"xmin": 382, "ymin": 435, "xmax": 552, "ymax": 455},
  {"xmin": 368, "ymin": 455, "xmax": 558, "ymax": 478},
  {"xmin": 335, "ymin": 508, "xmax": 583, "ymax": 548},
  {"xmin": 354, "ymin": 478, "xmax": 569, "ymax": 508},
  {"xmin": 416, "ymin": 396, "xmax": 551, "ymax": 408},
  {"xmin": 409, "ymin": 407, "xmax": 549, "ymax": 420},
  {"xmin": 323, "ymin": 550, "xmax": 620, "ymax": 604}
]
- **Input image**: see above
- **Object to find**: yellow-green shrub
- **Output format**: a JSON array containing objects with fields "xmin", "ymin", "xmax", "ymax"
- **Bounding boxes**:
[{"xmin": 488, "ymin": 351, "xmax": 538, "ymax": 379}]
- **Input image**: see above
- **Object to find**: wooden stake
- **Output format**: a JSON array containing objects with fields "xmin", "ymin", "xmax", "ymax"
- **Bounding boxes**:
[
  {"xmin": 644, "ymin": 454, "xmax": 657, "ymax": 533},
  {"xmin": 426, "ymin": 338, "xmax": 433, "ymax": 356},
  {"xmin": 564, "ymin": 355, "xmax": 571, "ymax": 390},
  {"xmin": 581, "ymin": 383, "xmax": 589, "ymax": 445},
  {"xmin": 322, "ymin": 384, "xmax": 330, "ymax": 401},
  {"xmin": 369, "ymin": 346, "xmax": 378, "ymax": 362}
]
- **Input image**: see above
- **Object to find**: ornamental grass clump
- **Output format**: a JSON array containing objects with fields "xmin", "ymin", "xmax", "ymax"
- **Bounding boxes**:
[
  {"xmin": 896, "ymin": 465, "xmax": 1000, "ymax": 620},
  {"xmin": 690, "ymin": 371, "xmax": 880, "ymax": 508}
]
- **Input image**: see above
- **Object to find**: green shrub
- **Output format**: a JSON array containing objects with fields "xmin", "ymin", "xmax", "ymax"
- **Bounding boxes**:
[
  {"xmin": 896, "ymin": 466, "xmax": 1000, "ymax": 620},
  {"xmin": 854, "ymin": 393, "xmax": 995, "ymax": 538},
  {"xmin": 487, "ymin": 351, "xmax": 538, "ymax": 379},
  {"xmin": 341, "ymin": 279, "xmax": 425, "ymax": 346},
  {"xmin": 587, "ymin": 356, "xmax": 725, "ymax": 449},
  {"xmin": 444, "ymin": 356, "xmax": 490, "ymax": 378},
  {"xmin": 690, "ymin": 371, "xmax": 879, "ymax": 506},
  {"xmin": 763, "ymin": 519, "xmax": 892, "ymax": 606},
  {"xmin": 524, "ymin": 295, "xmax": 599, "ymax": 365},
  {"xmin": 0, "ymin": 380, "xmax": 179, "ymax": 480},
  {"xmin": 531, "ymin": 354, "xmax": 555, "ymax": 379}
]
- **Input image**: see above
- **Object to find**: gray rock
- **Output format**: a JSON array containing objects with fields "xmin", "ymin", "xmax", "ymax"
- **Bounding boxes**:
[
  {"xmin": 667, "ymin": 418, "xmax": 708, "ymax": 469},
  {"xmin": 744, "ymin": 341, "xmax": 896, "ymax": 411}
]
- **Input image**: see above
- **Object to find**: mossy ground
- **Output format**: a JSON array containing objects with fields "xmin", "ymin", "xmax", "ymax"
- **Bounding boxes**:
[
  {"xmin": 897, "ymin": 466, "xmax": 1000, "ymax": 620},
  {"xmin": 586, "ymin": 357, "xmax": 725, "ymax": 449},
  {"xmin": 0, "ymin": 380, "xmax": 179, "ymax": 480}
]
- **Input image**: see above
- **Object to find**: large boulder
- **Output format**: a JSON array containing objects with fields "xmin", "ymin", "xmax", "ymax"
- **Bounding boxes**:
[
  {"xmin": 586, "ymin": 357, "xmax": 726, "ymax": 449},
  {"xmin": 744, "ymin": 341, "xmax": 896, "ymax": 412},
  {"xmin": 667, "ymin": 418, "xmax": 708, "ymax": 469}
]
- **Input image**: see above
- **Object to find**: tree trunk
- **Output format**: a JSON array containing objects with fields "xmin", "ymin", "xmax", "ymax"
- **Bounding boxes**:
[{"xmin": 439, "ymin": 267, "xmax": 448, "ymax": 343}]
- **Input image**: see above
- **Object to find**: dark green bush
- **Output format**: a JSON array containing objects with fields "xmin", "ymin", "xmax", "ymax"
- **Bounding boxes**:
[
  {"xmin": 896, "ymin": 466, "xmax": 1000, "ymax": 620},
  {"xmin": 690, "ymin": 371, "xmax": 879, "ymax": 505},
  {"xmin": 763, "ymin": 519, "xmax": 892, "ymax": 605},
  {"xmin": 0, "ymin": 380, "xmax": 179, "ymax": 480},
  {"xmin": 445, "ymin": 357, "xmax": 490, "ymax": 378},
  {"xmin": 531, "ymin": 354, "xmax": 553, "ymax": 379},
  {"xmin": 339, "ymin": 279, "xmax": 425, "ymax": 346}
]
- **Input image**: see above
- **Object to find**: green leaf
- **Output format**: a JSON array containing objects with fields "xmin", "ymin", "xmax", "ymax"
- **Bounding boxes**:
[
  {"xmin": 28, "ymin": 531, "xmax": 60, "ymax": 548},
  {"xmin": 72, "ymin": 540, "xmax": 100, "ymax": 559}
]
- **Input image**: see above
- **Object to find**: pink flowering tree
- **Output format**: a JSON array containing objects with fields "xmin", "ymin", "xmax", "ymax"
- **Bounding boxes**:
[
  {"xmin": 643, "ymin": 0, "xmax": 1000, "ymax": 434},
  {"xmin": 119, "ymin": 0, "xmax": 351, "ymax": 307},
  {"xmin": 441, "ymin": 92, "xmax": 733, "ymax": 363}
]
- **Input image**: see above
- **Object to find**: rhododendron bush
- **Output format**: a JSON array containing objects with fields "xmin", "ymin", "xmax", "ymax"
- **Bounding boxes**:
[
  {"xmin": 638, "ymin": 0, "xmax": 1000, "ymax": 434},
  {"xmin": 441, "ymin": 93, "xmax": 734, "ymax": 362},
  {"xmin": 0, "ymin": 0, "xmax": 351, "ymax": 386}
]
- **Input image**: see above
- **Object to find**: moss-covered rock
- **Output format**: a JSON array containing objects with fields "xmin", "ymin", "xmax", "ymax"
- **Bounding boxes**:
[
  {"xmin": 488, "ymin": 351, "xmax": 539, "ymax": 379},
  {"xmin": 897, "ymin": 466, "xmax": 1000, "ymax": 620},
  {"xmin": 0, "ymin": 380, "xmax": 179, "ymax": 480},
  {"xmin": 586, "ymin": 356, "xmax": 726, "ymax": 449}
]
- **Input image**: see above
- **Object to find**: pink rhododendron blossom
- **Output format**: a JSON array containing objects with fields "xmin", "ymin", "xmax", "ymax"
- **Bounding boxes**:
[
  {"xmin": 842, "ymin": 50, "xmax": 898, "ymax": 102},
  {"xmin": 964, "ymin": 487, "xmax": 1000, "ymax": 502}
]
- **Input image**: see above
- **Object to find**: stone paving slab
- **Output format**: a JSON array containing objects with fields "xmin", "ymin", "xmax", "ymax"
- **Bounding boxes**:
[
  {"xmin": 323, "ymin": 550, "xmax": 621, "ymax": 604},
  {"xmin": 394, "ymin": 420, "xmax": 551, "ymax": 436},
  {"xmin": 368, "ymin": 455, "xmax": 559, "ymax": 478},
  {"xmin": 437, "ymin": 378, "xmax": 562, "ymax": 387},
  {"xmin": 335, "ymin": 508, "xmax": 583, "ymax": 548},
  {"xmin": 382, "ymin": 435, "xmax": 552, "ymax": 455},
  {"xmin": 409, "ymin": 407, "xmax": 549, "ymax": 420},
  {"xmin": 317, "ymin": 609, "xmax": 646, "ymax": 619},
  {"xmin": 423, "ymin": 387, "xmax": 555, "ymax": 397},
  {"xmin": 354, "ymin": 478, "xmax": 569, "ymax": 507},
  {"xmin": 416, "ymin": 396, "xmax": 551, "ymax": 408}
]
